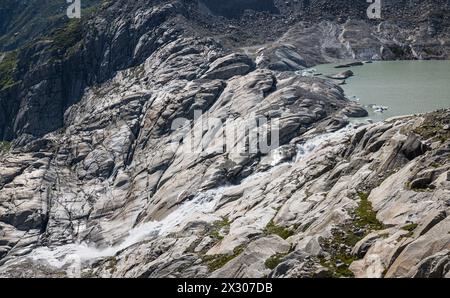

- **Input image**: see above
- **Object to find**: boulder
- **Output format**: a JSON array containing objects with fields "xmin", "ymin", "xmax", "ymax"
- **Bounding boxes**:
[
  {"xmin": 351, "ymin": 230, "xmax": 390, "ymax": 258},
  {"xmin": 326, "ymin": 70, "xmax": 354, "ymax": 80},
  {"xmin": 401, "ymin": 133, "xmax": 429, "ymax": 160},
  {"xmin": 334, "ymin": 61, "xmax": 364, "ymax": 68},
  {"xmin": 342, "ymin": 104, "xmax": 369, "ymax": 118}
]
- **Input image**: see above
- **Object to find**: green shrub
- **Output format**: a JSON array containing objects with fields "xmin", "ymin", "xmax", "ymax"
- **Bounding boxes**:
[
  {"xmin": 0, "ymin": 51, "xmax": 18, "ymax": 90},
  {"xmin": 265, "ymin": 252, "xmax": 288, "ymax": 270},
  {"xmin": 318, "ymin": 192, "xmax": 385, "ymax": 278},
  {"xmin": 202, "ymin": 245, "xmax": 245, "ymax": 271},
  {"xmin": 210, "ymin": 217, "xmax": 231, "ymax": 240},
  {"xmin": 50, "ymin": 19, "xmax": 83, "ymax": 54},
  {"xmin": 264, "ymin": 220, "xmax": 294, "ymax": 240},
  {"xmin": 413, "ymin": 110, "xmax": 450, "ymax": 143},
  {"xmin": 0, "ymin": 141, "xmax": 12, "ymax": 152},
  {"xmin": 401, "ymin": 223, "xmax": 418, "ymax": 238}
]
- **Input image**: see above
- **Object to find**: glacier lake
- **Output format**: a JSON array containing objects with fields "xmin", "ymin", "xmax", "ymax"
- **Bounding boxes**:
[{"xmin": 312, "ymin": 60, "xmax": 450, "ymax": 122}]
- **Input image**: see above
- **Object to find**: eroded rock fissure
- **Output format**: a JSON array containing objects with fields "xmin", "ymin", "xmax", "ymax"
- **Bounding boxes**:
[{"xmin": 0, "ymin": 0, "xmax": 449, "ymax": 278}]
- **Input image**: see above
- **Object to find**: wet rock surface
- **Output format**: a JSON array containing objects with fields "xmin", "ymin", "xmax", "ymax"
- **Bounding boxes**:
[{"xmin": 2, "ymin": 1, "xmax": 450, "ymax": 141}]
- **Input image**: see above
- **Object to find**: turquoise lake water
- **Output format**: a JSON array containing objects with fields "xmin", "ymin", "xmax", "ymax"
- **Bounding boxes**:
[{"xmin": 312, "ymin": 60, "xmax": 450, "ymax": 121}]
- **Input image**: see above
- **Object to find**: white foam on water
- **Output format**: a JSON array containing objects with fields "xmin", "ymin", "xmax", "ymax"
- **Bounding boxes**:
[
  {"xmin": 296, "ymin": 68, "xmax": 318, "ymax": 77},
  {"xmin": 29, "ymin": 186, "xmax": 230, "ymax": 269},
  {"xmin": 270, "ymin": 148, "xmax": 286, "ymax": 166},
  {"xmin": 255, "ymin": 53, "xmax": 265, "ymax": 65},
  {"xmin": 27, "ymin": 125, "xmax": 357, "ymax": 271}
]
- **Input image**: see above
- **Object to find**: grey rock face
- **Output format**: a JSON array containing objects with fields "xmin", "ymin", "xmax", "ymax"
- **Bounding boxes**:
[
  {"xmin": 1, "ymin": 0, "xmax": 184, "ymax": 141},
  {"xmin": 203, "ymin": 53, "xmax": 255, "ymax": 80},
  {"xmin": 2, "ymin": 1, "xmax": 450, "ymax": 141},
  {"xmin": 199, "ymin": 0, "xmax": 279, "ymax": 19},
  {"xmin": 341, "ymin": 104, "xmax": 369, "ymax": 118},
  {"xmin": 0, "ymin": 0, "xmax": 449, "ymax": 278},
  {"xmin": 0, "ymin": 14, "xmax": 351, "ymax": 276},
  {"xmin": 256, "ymin": 44, "xmax": 308, "ymax": 71},
  {"xmin": 407, "ymin": 250, "xmax": 450, "ymax": 278}
]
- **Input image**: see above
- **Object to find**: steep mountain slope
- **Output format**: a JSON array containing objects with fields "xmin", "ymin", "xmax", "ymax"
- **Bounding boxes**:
[
  {"xmin": 0, "ymin": 0, "xmax": 100, "ymax": 51},
  {"xmin": 0, "ymin": 0, "xmax": 449, "ymax": 278},
  {"xmin": 1, "ymin": 0, "xmax": 450, "ymax": 144}
]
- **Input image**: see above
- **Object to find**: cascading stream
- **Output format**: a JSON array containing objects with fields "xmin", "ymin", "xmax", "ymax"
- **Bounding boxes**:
[{"xmin": 26, "ymin": 124, "xmax": 357, "ymax": 272}]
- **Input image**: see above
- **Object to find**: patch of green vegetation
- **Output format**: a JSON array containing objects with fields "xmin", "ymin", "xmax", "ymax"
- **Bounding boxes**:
[
  {"xmin": 210, "ymin": 217, "xmax": 231, "ymax": 240},
  {"xmin": 318, "ymin": 192, "xmax": 385, "ymax": 278},
  {"xmin": 202, "ymin": 245, "xmax": 245, "ymax": 271},
  {"xmin": 81, "ymin": 270, "xmax": 96, "ymax": 278},
  {"xmin": 265, "ymin": 252, "xmax": 289, "ymax": 270},
  {"xmin": 319, "ymin": 254, "xmax": 355, "ymax": 278},
  {"xmin": 0, "ymin": 51, "xmax": 18, "ymax": 90},
  {"xmin": 319, "ymin": 228, "xmax": 361, "ymax": 278},
  {"xmin": 401, "ymin": 223, "xmax": 418, "ymax": 238},
  {"xmin": 52, "ymin": 271, "xmax": 70, "ymax": 278},
  {"xmin": 0, "ymin": 141, "xmax": 11, "ymax": 152},
  {"xmin": 413, "ymin": 110, "xmax": 450, "ymax": 143},
  {"xmin": 210, "ymin": 230, "xmax": 222, "ymax": 240},
  {"xmin": 355, "ymin": 192, "xmax": 384, "ymax": 231},
  {"xmin": 0, "ymin": 0, "xmax": 103, "ymax": 51},
  {"xmin": 264, "ymin": 220, "xmax": 294, "ymax": 240},
  {"xmin": 105, "ymin": 256, "xmax": 118, "ymax": 273},
  {"xmin": 430, "ymin": 162, "xmax": 441, "ymax": 168},
  {"xmin": 50, "ymin": 19, "xmax": 83, "ymax": 54}
]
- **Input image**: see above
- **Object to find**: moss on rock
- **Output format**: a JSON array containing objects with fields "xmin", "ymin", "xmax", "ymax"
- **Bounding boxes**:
[
  {"xmin": 264, "ymin": 220, "xmax": 294, "ymax": 240},
  {"xmin": 50, "ymin": 19, "xmax": 83, "ymax": 55},
  {"xmin": 265, "ymin": 252, "xmax": 289, "ymax": 270},
  {"xmin": 0, "ymin": 141, "xmax": 12, "ymax": 152},
  {"xmin": 0, "ymin": 51, "xmax": 18, "ymax": 90},
  {"xmin": 202, "ymin": 245, "xmax": 245, "ymax": 271},
  {"xmin": 401, "ymin": 223, "xmax": 418, "ymax": 238},
  {"xmin": 210, "ymin": 217, "xmax": 231, "ymax": 240},
  {"xmin": 413, "ymin": 110, "xmax": 450, "ymax": 143},
  {"xmin": 318, "ymin": 191, "xmax": 385, "ymax": 277},
  {"xmin": 355, "ymin": 192, "xmax": 384, "ymax": 231}
]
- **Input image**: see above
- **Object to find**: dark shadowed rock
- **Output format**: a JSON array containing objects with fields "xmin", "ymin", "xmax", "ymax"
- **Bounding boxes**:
[
  {"xmin": 334, "ymin": 61, "xmax": 364, "ymax": 68},
  {"xmin": 342, "ymin": 104, "xmax": 369, "ymax": 118},
  {"xmin": 401, "ymin": 134, "xmax": 429, "ymax": 160},
  {"xmin": 0, "ymin": 0, "xmax": 450, "ymax": 279},
  {"xmin": 407, "ymin": 250, "xmax": 450, "ymax": 278}
]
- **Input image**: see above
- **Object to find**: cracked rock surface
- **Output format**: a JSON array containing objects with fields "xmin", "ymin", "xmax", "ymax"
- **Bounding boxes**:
[{"xmin": 0, "ymin": 0, "xmax": 449, "ymax": 278}]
